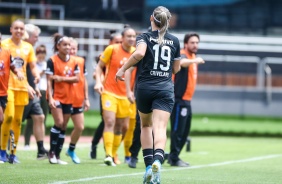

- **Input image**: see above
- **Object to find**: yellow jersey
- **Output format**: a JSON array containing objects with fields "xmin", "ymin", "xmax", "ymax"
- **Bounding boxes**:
[{"xmin": 1, "ymin": 38, "xmax": 36, "ymax": 91}]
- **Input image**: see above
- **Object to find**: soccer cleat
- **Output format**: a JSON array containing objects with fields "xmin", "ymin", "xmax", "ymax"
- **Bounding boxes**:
[
  {"xmin": 170, "ymin": 159, "xmax": 190, "ymax": 167},
  {"xmin": 150, "ymin": 160, "xmax": 161, "ymax": 184},
  {"xmin": 90, "ymin": 146, "xmax": 97, "ymax": 159},
  {"xmin": 37, "ymin": 150, "xmax": 49, "ymax": 160},
  {"xmin": 143, "ymin": 165, "xmax": 152, "ymax": 184},
  {"xmin": 0, "ymin": 150, "xmax": 7, "ymax": 162},
  {"xmin": 24, "ymin": 145, "xmax": 30, "ymax": 150},
  {"xmin": 104, "ymin": 156, "xmax": 116, "ymax": 166},
  {"xmin": 57, "ymin": 159, "xmax": 68, "ymax": 165},
  {"xmin": 56, "ymin": 155, "xmax": 68, "ymax": 165},
  {"xmin": 164, "ymin": 153, "xmax": 169, "ymax": 161},
  {"xmin": 48, "ymin": 151, "xmax": 58, "ymax": 164},
  {"xmin": 128, "ymin": 157, "xmax": 138, "ymax": 168},
  {"xmin": 66, "ymin": 149, "xmax": 80, "ymax": 164},
  {"xmin": 124, "ymin": 156, "xmax": 131, "ymax": 164},
  {"xmin": 8, "ymin": 154, "xmax": 20, "ymax": 164},
  {"xmin": 0, "ymin": 160, "xmax": 3, "ymax": 164}
]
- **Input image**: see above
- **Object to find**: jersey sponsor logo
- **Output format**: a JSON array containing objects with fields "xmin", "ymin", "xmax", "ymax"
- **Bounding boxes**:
[
  {"xmin": 149, "ymin": 37, "xmax": 174, "ymax": 45},
  {"xmin": 12, "ymin": 57, "xmax": 24, "ymax": 68}
]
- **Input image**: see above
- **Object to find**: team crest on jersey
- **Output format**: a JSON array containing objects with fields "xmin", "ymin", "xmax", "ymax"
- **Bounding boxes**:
[
  {"xmin": 23, "ymin": 47, "xmax": 29, "ymax": 55},
  {"xmin": 0, "ymin": 60, "xmax": 5, "ymax": 75},
  {"xmin": 63, "ymin": 66, "xmax": 73, "ymax": 76},
  {"xmin": 120, "ymin": 57, "xmax": 127, "ymax": 65},
  {"xmin": 12, "ymin": 57, "xmax": 24, "ymax": 68},
  {"xmin": 16, "ymin": 49, "xmax": 21, "ymax": 55},
  {"xmin": 0, "ymin": 60, "xmax": 4, "ymax": 70}
]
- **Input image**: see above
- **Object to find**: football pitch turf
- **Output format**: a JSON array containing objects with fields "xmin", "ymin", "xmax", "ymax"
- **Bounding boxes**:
[{"xmin": 1, "ymin": 136, "xmax": 281, "ymax": 184}]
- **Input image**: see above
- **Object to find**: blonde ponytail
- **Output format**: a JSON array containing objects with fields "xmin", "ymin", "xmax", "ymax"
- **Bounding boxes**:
[{"xmin": 152, "ymin": 6, "xmax": 172, "ymax": 45}]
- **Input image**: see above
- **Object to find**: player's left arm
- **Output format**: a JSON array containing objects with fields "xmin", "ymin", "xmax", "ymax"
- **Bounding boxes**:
[{"xmin": 172, "ymin": 38, "xmax": 181, "ymax": 74}]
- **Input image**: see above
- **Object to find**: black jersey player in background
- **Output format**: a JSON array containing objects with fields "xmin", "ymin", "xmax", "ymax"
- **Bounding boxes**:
[{"xmin": 116, "ymin": 6, "xmax": 181, "ymax": 184}]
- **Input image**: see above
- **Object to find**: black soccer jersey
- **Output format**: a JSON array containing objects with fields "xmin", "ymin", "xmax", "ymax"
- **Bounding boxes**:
[{"xmin": 135, "ymin": 30, "xmax": 181, "ymax": 91}]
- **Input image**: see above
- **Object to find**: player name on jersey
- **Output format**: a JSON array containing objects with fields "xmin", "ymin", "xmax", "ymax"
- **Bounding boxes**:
[{"xmin": 150, "ymin": 70, "xmax": 169, "ymax": 77}]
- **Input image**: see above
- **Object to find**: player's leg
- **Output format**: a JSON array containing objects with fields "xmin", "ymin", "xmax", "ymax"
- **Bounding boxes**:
[
  {"xmin": 139, "ymin": 111, "xmax": 153, "ymax": 184},
  {"xmin": 101, "ymin": 93, "xmax": 118, "ymax": 166},
  {"xmin": 169, "ymin": 102, "xmax": 190, "ymax": 167},
  {"xmin": 150, "ymin": 90, "xmax": 175, "ymax": 183},
  {"xmin": 49, "ymin": 104, "xmax": 64, "ymax": 164},
  {"xmin": 179, "ymin": 104, "xmax": 192, "ymax": 152},
  {"xmin": 0, "ymin": 91, "xmax": 14, "ymax": 162},
  {"xmin": 9, "ymin": 105, "xmax": 25, "ymax": 163},
  {"xmin": 123, "ymin": 103, "xmax": 136, "ymax": 163},
  {"xmin": 128, "ymin": 112, "xmax": 141, "ymax": 168},
  {"xmin": 67, "ymin": 108, "xmax": 84, "ymax": 164},
  {"xmin": 22, "ymin": 100, "xmax": 32, "ymax": 150},
  {"xmin": 23, "ymin": 118, "xmax": 33, "ymax": 149},
  {"xmin": 90, "ymin": 120, "xmax": 104, "ymax": 159},
  {"xmin": 90, "ymin": 96, "xmax": 104, "ymax": 159},
  {"xmin": 32, "ymin": 111, "xmax": 48, "ymax": 160},
  {"xmin": 55, "ymin": 104, "xmax": 72, "ymax": 165}
]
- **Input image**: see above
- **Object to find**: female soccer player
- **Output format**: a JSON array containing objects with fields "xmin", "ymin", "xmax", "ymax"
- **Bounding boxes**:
[
  {"xmin": 65, "ymin": 38, "xmax": 90, "ymax": 164},
  {"xmin": 116, "ymin": 6, "xmax": 181, "ymax": 184},
  {"xmin": 46, "ymin": 34, "xmax": 80, "ymax": 164},
  {"xmin": 0, "ymin": 31, "xmax": 24, "ymax": 163},
  {"xmin": 0, "ymin": 20, "xmax": 39, "ymax": 164},
  {"xmin": 95, "ymin": 27, "xmax": 136, "ymax": 166}
]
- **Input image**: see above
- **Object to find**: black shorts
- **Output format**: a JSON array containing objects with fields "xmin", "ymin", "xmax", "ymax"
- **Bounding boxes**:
[
  {"xmin": 22, "ymin": 97, "xmax": 43, "ymax": 121},
  {"xmin": 71, "ymin": 107, "xmax": 83, "ymax": 115},
  {"xmin": 136, "ymin": 89, "xmax": 175, "ymax": 114},
  {"xmin": 0, "ymin": 96, "xmax": 8, "ymax": 109},
  {"xmin": 56, "ymin": 102, "xmax": 73, "ymax": 114}
]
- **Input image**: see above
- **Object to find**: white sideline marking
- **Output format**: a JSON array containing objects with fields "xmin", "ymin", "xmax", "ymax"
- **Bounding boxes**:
[{"xmin": 50, "ymin": 154, "xmax": 282, "ymax": 184}]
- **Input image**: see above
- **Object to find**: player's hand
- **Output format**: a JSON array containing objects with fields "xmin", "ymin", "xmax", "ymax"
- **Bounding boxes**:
[
  {"xmin": 84, "ymin": 99, "xmax": 90, "ymax": 111},
  {"xmin": 127, "ymin": 91, "xmax": 135, "ymax": 104},
  {"xmin": 49, "ymin": 98, "xmax": 57, "ymax": 109},
  {"xmin": 94, "ymin": 82, "xmax": 104, "ymax": 95},
  {"xmin": 92, "ymin": 71, "xmax": 96, "ymax": 80},
  {"xmin": 115, "ymin": 69, "xmax": 125, "ymax": 82},
  {"xmin": 195, "ymin": 57, "xmax": 205, "ymax": 64},
  {"xmin": 16, "ymin": 71, "xmax": 24, "ymax": 81},
  {"xmin": 34, "ymin": 75, "xmax": 40, "ymax": 84},
  {"xmin": 35, "ymin": 87, "xmax": 42, "ymax": 97},
  {"xmin": 28, "ymin": 85, "xmax": 36, "ymax": 100}
]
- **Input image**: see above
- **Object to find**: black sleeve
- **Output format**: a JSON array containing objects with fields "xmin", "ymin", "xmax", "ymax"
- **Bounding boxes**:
[
  {"xmin": 26, "ymin": 64, "xmax": 35, "ymax": 88},
  {"xmin": 45, "ymin": 58, "xmax": 54, "ymax": 75},
  {"xmin": 74, "ymin": 63, "xmax": 80, "ymax": 74},
  {"xmin": 136, "ymin": 34, "xmax": 147, "ymax": 47},
  {"xmin": 174, "ymin": 38, "xmax": 181, "ymax": 60}
]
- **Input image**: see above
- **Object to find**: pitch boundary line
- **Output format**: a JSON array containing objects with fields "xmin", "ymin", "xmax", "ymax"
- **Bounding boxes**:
[{"xmin": 50, "ymin": 154, "xmax": 282, "ymax": 184}]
